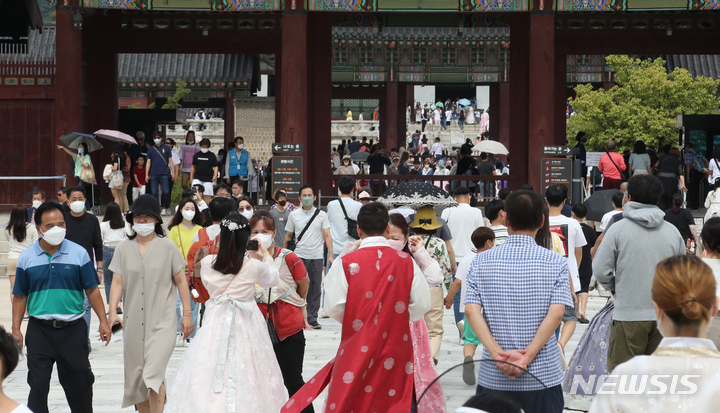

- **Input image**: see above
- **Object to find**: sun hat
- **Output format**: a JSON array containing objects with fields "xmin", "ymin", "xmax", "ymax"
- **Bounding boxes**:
[
  {"xmin": 126, "ymin": 194, "xmax": 163, "ymax": 224},
  {"xmin": 409, "ymin": 206, "xmax": 442, "ymax": 231}
]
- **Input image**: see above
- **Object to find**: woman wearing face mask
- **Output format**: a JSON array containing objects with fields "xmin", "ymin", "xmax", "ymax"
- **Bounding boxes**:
[
  {"xmin": 590, "ymin": 255, "xmax": 720, "ymax": 413},
  {"xmin": 165, "ymin": 213, "xmax": 285, "ymax": 412},
  {"xmin": 237, "ymin": 196, "xmax": 255, "ymax": 221},
  {"xmin": 100, "ymin": 202, "xmax": 131, "ymax": 313},
  {"xmin": 334, "ymin": 155, "xmax": 355, "ymax": 175},
  {"xmin": 180, "ymin": 131, "xmax": 201, "ymax": 189},
  {"xmin": 107, "ymin": 194, "xmax": 194, "ymax": 413},
  {"xmin": 57, "ymin": 142, "xmax": 95, "ymax": 210},
  {"xmin": 168, "ymin": 197, "xmax": 205, "ymax": 344},
  {"xmin": 6, "ymin": 204, "xmax": 38, "ymax": 304},
  {"xmin": 334, "ymin": 212, "xmax": 444, "ymax": 413},
  {"xmin": 250, "ymin": 211, "xmax": 313, "ymax": 411}
]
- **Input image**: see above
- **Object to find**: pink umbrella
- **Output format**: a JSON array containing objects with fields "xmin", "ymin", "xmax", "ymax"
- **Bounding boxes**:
[{"xmin": 94, "ymin": 129, "xmax": 137, "ymax": 145}]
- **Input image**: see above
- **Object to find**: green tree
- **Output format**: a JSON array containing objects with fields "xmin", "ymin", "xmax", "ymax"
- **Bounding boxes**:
[
  {"xmin": 567, "ymin": 55, "xmax": 720, "ymax": 152},
  {"xmin": 161, "ymin": 79, "xmax": 191, "ymax": 109}
]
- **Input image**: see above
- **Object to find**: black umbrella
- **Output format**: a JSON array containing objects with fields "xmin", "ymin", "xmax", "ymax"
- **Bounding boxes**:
[
  {"xmin": 584, "ymin": 189, "xmax": 620, "ymax": 222},
  {"xmin": 350, "ymin": 151, "xmax": 370, "ymax": 162},
  {"xmin": 59, "ymin": 132, "xmax": 104, "ymax": 153},
  {"xmin": 378, "ymin": 180, "xmax": 457, "ymax": 209}
]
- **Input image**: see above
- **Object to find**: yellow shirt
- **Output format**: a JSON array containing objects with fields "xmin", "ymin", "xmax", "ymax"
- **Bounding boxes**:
[{"xmin": 168, "ymin": 224, "xmax": 202, "ymax": 261}]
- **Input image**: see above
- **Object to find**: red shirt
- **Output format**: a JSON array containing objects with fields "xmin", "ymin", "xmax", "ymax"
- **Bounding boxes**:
[
  {"xmin": 598, "ymin": 151, "xmax": 626, "ymax": 180},
  {"xmin": 132, "ymin": 166, "xmax": 147, "ymax": 187},
  {"xmin": 257, "ymin": 247, "xmax": 307, "ymax": 340}
]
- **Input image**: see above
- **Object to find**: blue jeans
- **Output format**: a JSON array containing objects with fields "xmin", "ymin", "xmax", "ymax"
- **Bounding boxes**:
[
  {"xmin": 149, "ymin": 174, "xmax": 170, "ymax": 208},
  {"xmin": 176, "ymin": 288, "xmax": 198, "ymax": 339},
  {"xmin": 102, "ymin": 246, "xmax": 116, "ymax": 302},
  {"xmin": 440, "ymin": 120, "xmax": 447, "ymax": 131}
]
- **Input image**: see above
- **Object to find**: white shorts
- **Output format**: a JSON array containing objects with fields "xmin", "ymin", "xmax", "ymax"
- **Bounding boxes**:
[{"xmin": 192, "ymin": 179, "xmax": 214, "ymax": 196}]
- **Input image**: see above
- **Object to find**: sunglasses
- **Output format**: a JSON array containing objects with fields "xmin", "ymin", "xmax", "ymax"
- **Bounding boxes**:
[
  {"xmin": 238, "ymin": 206, "xmax": 254, "ymax": 212},
  {"xmin": 57, "ymin": 193, "xmax": 63, "ymax": 197}
]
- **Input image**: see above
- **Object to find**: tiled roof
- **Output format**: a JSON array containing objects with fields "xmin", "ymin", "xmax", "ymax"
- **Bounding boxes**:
[
  {"xmin": 117, "ymin": 53, "xmax": 257, "ymax": 84},
  {"xmin": 664, "ymin": 55, "xmax": 720, "ymax": 80},
  {"xmin": 0, "ymin": 22, "xmax": 55, "ymax": 61}
]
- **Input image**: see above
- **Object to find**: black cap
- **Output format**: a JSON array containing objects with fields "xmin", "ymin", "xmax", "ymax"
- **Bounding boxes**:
[{"xmin": 126, "ymin": 194, "xmax": 163, "ymax": 224}]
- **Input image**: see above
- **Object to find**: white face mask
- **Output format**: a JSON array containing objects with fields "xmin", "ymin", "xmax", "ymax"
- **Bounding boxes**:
[
  {"xmin": 254, "ymin": 233, "xmax": 273, "ymax": 250},
  {"xmin": 32, "ymin": 200, "xmax": 42, "ymax": 209},
  {"xmin": 181, "ymin": 210, "xmax": 195, "ymax": 221},
  {"xmin": 241, "ymin": 209, "xmax": 254, "ymax": 220},
  {"xmin": 40, "ymin": 226, "xmax": 66, "ymax": 246},
  {"xmin": 154, "ymin": 138, "xmax": 162, "ymax": 145},
  {"xmin": 133, "ymin": 223, "xmax": 156, "ymax": 237},
  {"xmin": 237, "ymin": 144, "xmax": 244, "ymax": 150},
  {"xmin": 200, "ymin": 147, "xmax": 209, "ymax": 153},
  {"xmin": 69, "ymin": 201, "xmax": 85, "ymax": 213}
]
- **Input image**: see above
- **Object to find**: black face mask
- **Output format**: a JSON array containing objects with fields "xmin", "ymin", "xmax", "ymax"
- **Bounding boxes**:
[{"xmin": 278, "ymin": 200, "xmax": 287, "ymax": 207}]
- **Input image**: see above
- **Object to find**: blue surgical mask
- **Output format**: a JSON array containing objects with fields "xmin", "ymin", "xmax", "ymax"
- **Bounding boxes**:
[
  {"xmin": 78, "ymin": 148, "xmax": 84, "ymax": 154},
  {"xmin": 301, "ymin": 196, "xmax": 314, "ymax": 207}
]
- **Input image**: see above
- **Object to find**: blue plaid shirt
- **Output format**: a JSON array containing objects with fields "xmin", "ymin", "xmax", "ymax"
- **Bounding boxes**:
[{"xmin": 464, "ymin": 234, "xmax": 573, "ymax": 391}]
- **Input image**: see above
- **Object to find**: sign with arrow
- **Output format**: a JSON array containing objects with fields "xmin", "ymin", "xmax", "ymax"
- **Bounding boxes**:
[
  {"xmin": 541, "ymin": 158, "xmax": 573, "ymax": 200},
  {"xmin": 541, "ymin": 145, "xmax": 577, "ymax": 156},
  {"xmin": 272, "ymin": 143, "xmax": 303, "ymax": 154}
]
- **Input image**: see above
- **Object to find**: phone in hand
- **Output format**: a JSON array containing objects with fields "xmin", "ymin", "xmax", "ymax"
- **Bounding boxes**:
[
  {"xmin": 111, "ymin": 321, "xmax": 123, "ymax": 334},
  {"xmin": 247, "ymin": 240, "xmax": 259, "ymax": 251}
]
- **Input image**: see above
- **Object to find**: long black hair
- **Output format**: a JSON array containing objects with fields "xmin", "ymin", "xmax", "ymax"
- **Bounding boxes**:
[
  {"xmin": 168, "ymin": 197, "xmax": 205, "ymax": 230},
  {"xmin": 212, "ymin": 213, "xmax": 250, "ymax": 275},
  {"xmin": 702, "ymin": 217, "xmax": 720, "ymax": 254},
  {"xmin": 388, "ymin": 213, "xmax": 412, "ymax": 254},
  {"xmin": 535, "ymin": 205, "xmax": 552, "ymax": 250},
  {"xmin": 6, "ymin": 204, "xmax": 28, "ymax": 243},
  {"xmin": 103, "ymin": 202, "xmax": 126, "ymax": 230}
]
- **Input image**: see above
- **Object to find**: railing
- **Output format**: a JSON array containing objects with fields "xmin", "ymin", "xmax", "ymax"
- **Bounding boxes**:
[
  {"xmin": 331, "ymin": 120, "xmax": 380, "ymax": 138},
  {"xmin": 322, "ymin": 174, "xmax": 511, "ymax": 206}
]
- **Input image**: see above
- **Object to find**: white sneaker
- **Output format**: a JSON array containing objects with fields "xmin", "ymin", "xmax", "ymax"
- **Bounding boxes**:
[{"xmin": 175, "ymin": 333, "xmax": 185, "ymax": 348}]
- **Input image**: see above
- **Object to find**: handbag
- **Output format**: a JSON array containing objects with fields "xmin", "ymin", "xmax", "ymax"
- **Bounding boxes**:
[
  {"xmin": 265, "ymin": 287, "xmax": 280, "ymax": 345},
  {"xmin": 110, "ymin": 170, "xmax": 124, "ymax": 189},
  {"xmin": 287, "ymin": 208, "xmax": 320, "ymax": 251},
  {"xmin": 338, "ymin": 199, "xmax": 360, "ymax": 240}
]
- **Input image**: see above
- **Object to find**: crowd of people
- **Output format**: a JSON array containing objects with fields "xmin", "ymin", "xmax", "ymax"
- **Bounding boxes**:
[
  {"xmin": 6, "ymin": 133, "xmax": 720, "ymax": 413},
  {"xmin": 409, "ymin": 98, "xmax": 489, "ymax": 134}
]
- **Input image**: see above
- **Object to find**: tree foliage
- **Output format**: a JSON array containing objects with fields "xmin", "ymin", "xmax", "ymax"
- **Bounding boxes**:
[
  {"xmin": 161, "ymin": 79, "xmax": 191, "ymax": 109},
  {"xmin": 567, "ymin": 55, "xmax": 720, "ymax": 152}
]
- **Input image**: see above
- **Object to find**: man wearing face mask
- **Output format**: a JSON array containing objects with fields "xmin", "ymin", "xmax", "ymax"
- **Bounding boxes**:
[
  {"xmin": 27, "ymin": 188, "xmax": 46, "ymax": 224},
  {"xmin": 224, "ymin": 136, "xmax": 255, "ymax": 194},
  {"xmin": 327, "ymin": 177, "xmax": 362, "ymax": 265},
  {"xmin": 189, "ymin": 138, "xmax": 218, "ymax": 203},
  {"xmin": 12, "ymin": 201, "xmax": 112, "ymax": 413},
  {"xmin": 270, "ymin": 190, "xmax": 295, "ymax": 248},
  {"xmin": 64, "ymin": 186, "xmax": 103, "ymax": 352},
  {"xmin": 144, "ymin": 133, "xmax": 175, "ymax": 216},
  {"xmin": 284, "ymin": 186, "xmax": 333, "ymax": 329}
]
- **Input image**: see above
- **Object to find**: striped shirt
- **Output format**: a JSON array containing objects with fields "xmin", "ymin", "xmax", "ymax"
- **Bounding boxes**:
[
  {"xmin": 464, "ymin": 234, "xmax": 573, "ymax": 391},
  {"xmin": 13, "ymin": 240, "xmax": 99, "ymax": 321}
]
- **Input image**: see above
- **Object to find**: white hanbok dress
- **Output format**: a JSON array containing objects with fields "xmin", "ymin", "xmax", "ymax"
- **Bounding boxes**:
[
  {"xmin": 165, "ymin": 256, "xmax": 285, "ymax": 413},
  {"xmin": 589, "ymin": 337, "xmax": 720, "ymax": 413}
]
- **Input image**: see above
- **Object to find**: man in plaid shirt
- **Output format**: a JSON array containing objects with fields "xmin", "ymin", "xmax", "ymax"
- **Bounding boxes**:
[{"xmin": 465, "ymin": 190, "xmax": 574, "ymax": 413}]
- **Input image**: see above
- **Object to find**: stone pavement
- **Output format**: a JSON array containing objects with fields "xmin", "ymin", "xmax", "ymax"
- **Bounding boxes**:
[{"xmin": 0, "ymin": 272, "xmax": 608, "ymax": 412}]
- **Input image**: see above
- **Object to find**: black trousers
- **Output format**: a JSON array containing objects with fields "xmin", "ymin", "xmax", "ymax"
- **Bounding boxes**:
[
  {"xmin": 476, "ymin": 384, "xmax": 564, "ymax": 413},
  {"xmin": 688, "ymin": 171, "xmax": 704, "ymax": 210},
  {"xmin": 274, "ymin": 330, "xmax": 314, "ymax": 413},
  {"xmin": 26, "ymin": 318, "xmax": 94, "ymax": 413}
]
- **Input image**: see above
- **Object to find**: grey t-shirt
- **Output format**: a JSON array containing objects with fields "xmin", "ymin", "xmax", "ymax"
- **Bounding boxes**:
[{"xmin": 270, "ymin": 207, "xmax": 291, "ymax": 248}]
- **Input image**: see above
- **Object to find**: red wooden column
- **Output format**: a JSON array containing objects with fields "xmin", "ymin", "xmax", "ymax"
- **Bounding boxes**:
[
  {"xmin": 489, "ymin": 83, "xmax": 500, "ymax": 139},
  {"xmin": 54, "ymin": 7, "xmax": 83, "ymax": 178},
  {"xmin": 498, "ymin": 83, "xmax": 510, "ymax": 146},
  {"xmin": 554, "ymin": 53, "xmax": 567, "ymax": 146},
  {"xmin": 225, "ymin": 90, "xmax": 235, "ymax": 146},
  {"xmin": 385, "ymin": 82, "xmax": 399, "ymax": 150},
  {"xmin": 527, "ymin": 11, "xmax": 556, "ymax": 189},
  {"xmin": 307, "ymin": 13, "xmax": 333, "ymax": 199},
  {"xmin": 508, "ymin": 13, "xmax": 530, "ymax": 190},
  {"xmin": 279, "ymin": 10, "xmax": 307, "ymax": 145}
]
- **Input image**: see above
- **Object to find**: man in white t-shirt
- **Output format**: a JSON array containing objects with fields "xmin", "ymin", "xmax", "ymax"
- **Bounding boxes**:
[
  {"xmin": 600, "ymin": 191, "xmax": 624, "ymax": 231},
  {"xmin": 327, "ymin": 176, "xmax": 362, "ymax": 260},
  {"xmin": 430, "ymin": 137, "xmax": 445, "ymax": 162},
  {"xmin": 440, "ymin": 186, "xmax": 485, "ymax": 341},
  {"xmin": 284, "ymin": 185, "xmax": 333, "ymax": 330},
  {"xmin": 545, "ymin": 184, "xmax": 586, "ymax": 356}
]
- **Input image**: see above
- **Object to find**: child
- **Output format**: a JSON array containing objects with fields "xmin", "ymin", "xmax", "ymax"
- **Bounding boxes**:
[
  {"xmin": 132, "ymin": 155, "xmax": 147, "ymax": 202},
  {"xmin": 444, "ymin": 226, "xmax": 495, "ymax": 386}
]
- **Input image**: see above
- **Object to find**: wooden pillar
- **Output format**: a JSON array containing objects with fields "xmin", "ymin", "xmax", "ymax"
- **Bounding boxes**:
[
  {"xmin": 527, "ymin": 11, "xmax": 555, "ymax": 190},
  {"xmin": 489, "ymin": 83, "xmax": 500, "ymax": 140},
  {"xmin": 279, "ymin": 11, "xmax": 307, "ymax": 144},
  {"xmin": 54, "ymin": 8, "xmax": 83, "ymax": 178},
  {"xmin": 225, "ymin": 91, "xmax": 235, "ymax": 146},
  {"xmin": 274, "ymin": 54, "xmax": 281, "ymax": 144},
  {"xmin": 379, "ymin": 96, "xmax": 387, "ymax": 143},
  {"xmin": 307, "ymin": 13, "xmax": 333, "ymax": 200},
  {"xmin": 508, "ymin": 13, "xmax": 530, "ymax": 190},
  {"xmin": 554, "ymin": 53, "xmax": 567, "ymax": 146},
  {"xmin": 385, "ymin": 82, "xmax": 399, "ymax": 150},
  {"xmin": 498, "ymin": 83, "xmax": 510, "ymax": 146}
]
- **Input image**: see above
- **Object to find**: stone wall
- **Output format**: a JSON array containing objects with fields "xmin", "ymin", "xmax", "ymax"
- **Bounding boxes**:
[{"xmin": 234, "ymin": 97, "xmax": 276, "ymax": 163}]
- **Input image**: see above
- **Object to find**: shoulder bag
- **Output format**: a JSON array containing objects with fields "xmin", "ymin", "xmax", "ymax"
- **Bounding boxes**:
[
  {"xmin": 339, "ymin": 199, "xmax": 360, "ymax": 240},
  {"xmin": 265, "ymin": 287, "xmax": 280, "ymax": 344},
  {"xmin": 287, "ymin": 208, "xmax": 320, "ymax": 251},
  {"xmin": 152, "ymin": 146, "xmax": 172, "ymax": 175}
]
